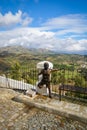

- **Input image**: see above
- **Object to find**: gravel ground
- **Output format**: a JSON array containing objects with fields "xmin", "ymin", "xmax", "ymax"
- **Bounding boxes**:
[{"xmin": 27, "ymin": 110, "xmax": 87, "ymax": 130}]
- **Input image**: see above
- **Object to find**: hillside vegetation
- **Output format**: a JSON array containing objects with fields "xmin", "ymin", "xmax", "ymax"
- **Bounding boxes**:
[{"xmin": 0, "ymin": 46, "xmax": 86, "ymax": 72}]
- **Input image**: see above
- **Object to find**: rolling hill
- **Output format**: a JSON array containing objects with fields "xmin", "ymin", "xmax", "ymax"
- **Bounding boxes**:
[{"xmin": 0, "ymin": 45, "xmax": 86, "ymax": 73}]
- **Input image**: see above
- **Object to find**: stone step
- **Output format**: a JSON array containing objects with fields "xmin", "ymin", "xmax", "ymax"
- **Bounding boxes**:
[{"xmin": 13, "ymin": 94, "xmax": 87, "ymax": 124}]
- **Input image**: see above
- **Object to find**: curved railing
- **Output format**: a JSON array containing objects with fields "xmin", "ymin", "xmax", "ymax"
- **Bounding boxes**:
[{"xmin": 0, "ymin": 67, "xmax": 87, "ymax": 101}]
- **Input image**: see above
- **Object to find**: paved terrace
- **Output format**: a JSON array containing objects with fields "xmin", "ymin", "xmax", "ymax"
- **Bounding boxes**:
[
  {"xmin": 0, "ymin": 88, "xmax": 87, "ymax": 129},
  {"xmin": 13, "ymin": 93, "xmax": 87, "ymax": 125}
]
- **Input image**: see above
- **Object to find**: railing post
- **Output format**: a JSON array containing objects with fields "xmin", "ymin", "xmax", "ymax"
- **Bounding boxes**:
[{"xmin": 59, "ymin": 86, "xmax": 61, "ymax": 101}]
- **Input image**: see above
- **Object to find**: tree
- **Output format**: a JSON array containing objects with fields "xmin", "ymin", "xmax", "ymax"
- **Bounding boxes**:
[
  {"xmin": 21, "ymin": 71, "xmax": 34, "ymax": 84},
  {"xmin": 74, "ymin": 75, "xmax": 85, "ymax": 87},
  {"xmin": 10, "ymin": 62, "xmax": 21, "ymax": 80}
]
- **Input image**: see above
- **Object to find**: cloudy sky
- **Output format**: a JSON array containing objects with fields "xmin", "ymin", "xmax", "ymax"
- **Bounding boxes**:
[{"xmin": 0, "ymin": 0, "xmax": 87, "ymax": 53}]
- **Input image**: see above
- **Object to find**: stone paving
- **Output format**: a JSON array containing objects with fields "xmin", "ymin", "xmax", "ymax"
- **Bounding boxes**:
[
  {"xmin": 14, "ymin": 93, "xmax": 87, "ymax": 124},
  {"xmin": 0, "ymin": 88, "xmax": 87, "ymax": 130}
]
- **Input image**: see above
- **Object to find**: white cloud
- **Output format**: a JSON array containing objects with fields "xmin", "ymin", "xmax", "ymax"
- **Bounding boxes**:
[
  {"xmin": 0, "ymin": 10, "xmax": 33, "ymax": 27},
  {"xmin": 0, "ymin": 28, "xmax": 55, "ymax": 49},
  {"xmin": 0, "ymin": 27, "xmax": 87, "ymax": 53},
  {"xmin": 43, "ymin": 14, "xmax": 87, "ymax": 28},
  {"xmin": 0, "ymin": 13, "xmax": 87, "ymax": 53},
  {"xmin": 42, "ymin": 14, "xmax": 87, "ymax": 38}
]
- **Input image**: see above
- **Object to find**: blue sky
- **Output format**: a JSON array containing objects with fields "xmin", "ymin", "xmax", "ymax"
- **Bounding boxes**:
[{"xmin": 0, "ymin": 0, "xmax": 87, "ymax": 53}]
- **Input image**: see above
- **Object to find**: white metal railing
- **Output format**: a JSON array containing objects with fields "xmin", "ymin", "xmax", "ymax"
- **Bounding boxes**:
[{"xmin": 0, "ymin": 76, "xmax": 35, "ymax": 90}]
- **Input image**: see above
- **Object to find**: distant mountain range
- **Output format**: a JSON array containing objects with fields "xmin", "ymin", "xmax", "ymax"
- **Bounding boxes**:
[
  {"xmin": 0, "ymin": 45, "xmax": 55, "ymax": 56},
  {"xmin": 54, "ymin": 50, "xmax": 87, "ymax": 55},
  {"xmin": 0, "ymin": 46, "xmax": 31, "ymax": 55},
  {"xmin": 0, "ymin": 45, "xmax": 87, "ymax": 55}
]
